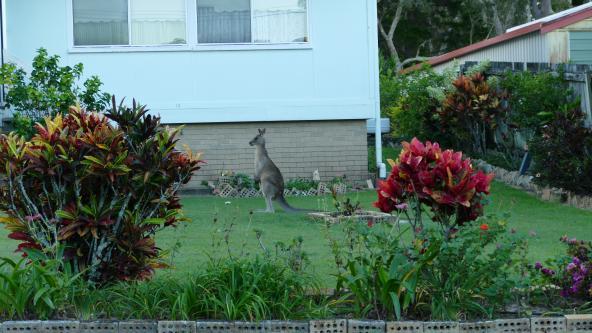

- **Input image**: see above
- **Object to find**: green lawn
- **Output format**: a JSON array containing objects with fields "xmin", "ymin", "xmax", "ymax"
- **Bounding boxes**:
[{"xmin": 0, "ymin": 181, "xmax": 590, "ymax": 285}]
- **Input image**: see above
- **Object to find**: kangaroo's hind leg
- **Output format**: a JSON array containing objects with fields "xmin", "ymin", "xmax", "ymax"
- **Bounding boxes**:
[{"xmin": 255, "ymin": 183, "xmax": 275, "ymax": 213}]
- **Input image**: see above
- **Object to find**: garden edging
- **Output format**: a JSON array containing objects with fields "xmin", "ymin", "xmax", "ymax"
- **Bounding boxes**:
[
  {"xmin": 474, "ymin": 159, "xmax": 592, "ymax": 211},
  {"xmin": 1, "ymin": 317, "xmax": 590, "ymax": 333}
]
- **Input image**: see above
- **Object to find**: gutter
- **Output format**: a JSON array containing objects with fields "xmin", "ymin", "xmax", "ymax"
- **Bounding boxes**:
[{"xmin": 367, "ymin": 0, "xmax": 386, "ymax": 179}]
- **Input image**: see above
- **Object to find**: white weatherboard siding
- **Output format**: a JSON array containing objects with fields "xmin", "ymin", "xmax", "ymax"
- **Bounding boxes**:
[
  {"xmin": 432, "ymin": 32, "xmax": 550, "ymax": 72},
  {"xmin": 5, "ymin": 0, "xmax": 378, "ymax": 124}
]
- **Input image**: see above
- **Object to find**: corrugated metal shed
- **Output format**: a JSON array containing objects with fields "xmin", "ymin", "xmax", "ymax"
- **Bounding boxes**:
[
  {"xmin": 423, "ymin": 3, "xmax": 592, "ymax": 72},
  {"xmin": 432, "ymin": 32, "xmax": 549, "ymax": 72}
]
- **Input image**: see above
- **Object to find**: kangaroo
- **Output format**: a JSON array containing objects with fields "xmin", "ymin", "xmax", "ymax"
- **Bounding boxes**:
[{"xmin": 249, "ymin": 128, "xmax": 304, "ymax": 213}]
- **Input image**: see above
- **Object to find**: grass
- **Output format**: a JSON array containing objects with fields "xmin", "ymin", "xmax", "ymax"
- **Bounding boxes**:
[{"xmin": 0, "ymin": 181, "xmax": 591, "ymax": 286}]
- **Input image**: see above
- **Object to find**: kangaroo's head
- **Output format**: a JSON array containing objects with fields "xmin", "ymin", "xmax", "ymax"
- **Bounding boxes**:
[{"xmin": 249, "ymin": 128, "xmax": 266, "ymax": 146}]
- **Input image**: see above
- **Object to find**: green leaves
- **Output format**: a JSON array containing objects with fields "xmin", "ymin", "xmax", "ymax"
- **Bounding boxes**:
[
  {"xmin": 0, "ymin": 257, "xmax": 84, "ymax": 319},
  {"xmin": 0, "ymin": 48, "xmax": 110, "ymax": 138},
  {"xmin": 0, "ymin": 101, "xmax": 201, "ymax": 284}
]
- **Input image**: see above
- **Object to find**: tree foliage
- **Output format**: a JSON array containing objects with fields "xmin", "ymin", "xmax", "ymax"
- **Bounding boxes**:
[{"xmin": 377, "ymin": 0, "xmax": 588, "ymax": 69}]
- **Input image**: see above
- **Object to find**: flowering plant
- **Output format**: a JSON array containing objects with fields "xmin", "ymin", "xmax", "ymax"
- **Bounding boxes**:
[
  {"xmin": 375, "ymin": 138, "xmax": 494, "ymax": 238},
  {"xmin": 534, "ymin": 237, "xmax": 592, "ymax": 300}
]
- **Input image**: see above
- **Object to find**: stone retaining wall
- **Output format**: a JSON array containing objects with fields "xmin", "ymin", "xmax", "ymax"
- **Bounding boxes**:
[
  {"xmin": 0, "ymin": 315, "xmax": 592, "ymax": 333},
  {"xmin": 2, "ymin": 316, "xmax": 591, "ymax": 333},
  {"xmin": 474, "ymin": 160, "xmax": 592, "ymax": 211}
]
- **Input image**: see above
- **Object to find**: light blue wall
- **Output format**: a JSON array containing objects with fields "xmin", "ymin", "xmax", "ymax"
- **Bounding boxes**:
[
  {"xmin": 5, "ymin": 0, "xmax": 378, "ymax": 124},
  {"xmin": 570, "ymin": 31, "xmax": 592, "ymax": 64}
]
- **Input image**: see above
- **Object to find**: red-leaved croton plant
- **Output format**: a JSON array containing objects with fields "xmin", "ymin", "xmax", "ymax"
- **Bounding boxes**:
[{"xmin": 375, "ymin": 138, "xmax": 494, "ymax": 238}]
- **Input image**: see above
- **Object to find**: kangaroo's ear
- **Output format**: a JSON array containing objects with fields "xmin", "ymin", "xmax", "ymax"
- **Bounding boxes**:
[{"xmin": 259, "ymin": 128, "xmax": 266, "ymax": 135}]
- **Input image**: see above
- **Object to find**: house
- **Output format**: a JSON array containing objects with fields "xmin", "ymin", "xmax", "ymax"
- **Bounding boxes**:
[
  {"xmin": 428, "ymin": 2, "xmax": 592, "ymax": 72},
  {"xmin": 424, "ymin": 2, "xmax": 592, "ymax": 124},
  {"xmin": 1, "ymin": 0, "xmax": 384, "ymax": 189}
]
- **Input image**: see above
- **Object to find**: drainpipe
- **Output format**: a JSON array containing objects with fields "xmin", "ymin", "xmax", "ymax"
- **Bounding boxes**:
[
  {"xmin": 0, "ymin": 0, "xmax": 5, "ymax": 109},
  {"xmin": 368, "ymin": 0, "xmax": 386, "ymax": 179}
]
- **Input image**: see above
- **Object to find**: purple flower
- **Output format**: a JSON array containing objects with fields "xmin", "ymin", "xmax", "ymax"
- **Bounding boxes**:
[
  {"xmin": 535, "ymin": 262, "xmax": 543, "ymax": 270},
  {"xmin": 567, "ymin": 262, "xmax": 577, "ymax": 271},
  {"xmin": 25, "ymin": 214, "xmax": 41, "ymax": 222},
  {"xmin": 395, "ymin": 203, "xmax": 409, "ymax": 210}
]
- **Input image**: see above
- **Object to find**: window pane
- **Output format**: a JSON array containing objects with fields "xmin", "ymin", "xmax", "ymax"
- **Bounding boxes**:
[
  {"xmin": 197, "ymin": 0, "xmax": 251, "ymax": 43},
  {"xmin": 253, "ymin": 0, "xmax": 308, "ymax": 43},
  {"xmin": 130, "ymin": 0, "xmax": 187, "ymax": 45},
  {"xmin": 73, "ymin": 0, "xmax": 129, "ymax": 46}
]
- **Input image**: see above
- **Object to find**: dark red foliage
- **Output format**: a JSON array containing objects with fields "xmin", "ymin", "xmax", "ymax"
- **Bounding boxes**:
[
  {"xmin": 375, "ymin": 138, "xmax": 493, "ymax": 227},
  {"xmin": 0, "ymin": 101, "xmax": 202, "ymax": 284}
]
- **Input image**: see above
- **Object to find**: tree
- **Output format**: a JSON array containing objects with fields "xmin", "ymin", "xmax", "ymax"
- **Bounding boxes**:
[{"xmin": 377, "ymin": 0, "xmax": 431, "ymax": 70}]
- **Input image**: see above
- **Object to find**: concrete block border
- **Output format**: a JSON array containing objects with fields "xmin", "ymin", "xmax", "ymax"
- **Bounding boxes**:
[{"xmin": 0, "ymin": 317, "xmax": 589, "ymax": 333}]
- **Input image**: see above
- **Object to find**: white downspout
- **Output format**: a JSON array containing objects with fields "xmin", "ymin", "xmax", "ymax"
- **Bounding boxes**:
[{"xmin": 368, "ymin": 0, "xmax": 386, "ymax": 178}]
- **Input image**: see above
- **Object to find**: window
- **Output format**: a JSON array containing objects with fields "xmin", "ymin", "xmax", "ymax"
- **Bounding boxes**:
[
  {"xmin": 73, "ymin": 0, "xmax": 187, "ymax": 46},
  {"xmin": 197, "ymin": 0, "xmax": 251, "ymax": 44},
  {"xmin": 196, "ymin": 0, "xmax": 308, "ymax": 44},
  {"xmin": 73, "ymin": 0, "xmax": 129, "ymax": 46},
  {"xmin": 71, "ymin": 0, "xmax": 309, "ymax": 49},
  {"xmin": 252, "ymin": 0, "xmax": 308, "ymax": 43}
]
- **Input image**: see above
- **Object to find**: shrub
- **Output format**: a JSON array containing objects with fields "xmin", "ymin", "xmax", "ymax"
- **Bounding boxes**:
[
  {"xmin": 500, "ymin": 70, "xmax": 574, "ymax": 135},
  {"xmin": 416, "ymin": 218, "xmax": 527, "ymax": 320},
  {"xmin": 328, "ymin": 220, "xmax": 439, "ymax": 320},
  {"xmin": 0, "ymin": 100, "xmax": 201, "ymax": 284},
  {"xmin": 231, "ymin": 173, "xmax": 256, "ymax": 190},
  {"xmin": 530, "ymin": 105, "xmax": 592, "ymax": 195},
  {"xmin": 384, "ymin": 66, "xmax": 455, "ymax": 142},
  {"xmin": 285, "ymin": 178, "xmax": 319, "ymax": 191},
  {"xmin": 375, "ymin": 138, "xmax": 494, "ymax": 238},
  {"xmin": 0, "ymin": 254, "xmax": 84, "ymax": 320},
  {"xmin": 438, "ymin": 73, "xmax": 506, "ymax": 156},
  {"xmin": 0, "ymin": 48, "xmax": 111, "ymax": 137},
  {"xmin": 533, "ymin": 237, "xmax": 592, "ymax": 302}
]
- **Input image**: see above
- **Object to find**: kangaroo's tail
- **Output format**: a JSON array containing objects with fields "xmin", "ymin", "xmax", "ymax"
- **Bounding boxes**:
[{"xmin": 276, "ymin": 195, "xmax": 313, "ymax": 214}]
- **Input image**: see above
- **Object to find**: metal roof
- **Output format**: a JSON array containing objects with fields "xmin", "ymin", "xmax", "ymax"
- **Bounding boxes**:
[{"xmin": 422, "ymin": 3, "xmax": 592, "ymax": 69}]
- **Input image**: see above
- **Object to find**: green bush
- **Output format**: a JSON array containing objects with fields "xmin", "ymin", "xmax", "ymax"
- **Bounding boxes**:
[
  {"xmin": 500, "ymin": 70, "xmax": 574, "ymax": 135},
  {"xmin": 327, "ymin": 216, "xmax": 526, "ymax": 320},
  {"xmin": 231, "ymin": 173, "xmax": 256, "ymax": 190},
  {"xmin": 416, "ymin": 218, "xmax": 527, "ymax": 320},
  {"xmin": 0, "ymin": 48, "xmax": 111, "ymax": 137},
  {"xmin": 385, "ymin": 67, "xmax": 455, "ymax": 143},
  {"xmin": 285, "ymin": 178, "xmax": 319, "ymax": 191},
  {"xmin": 0, "ymin": 101, "xmax": 201, "ymax": 284},
  {"xmin": 0, "ymin": 254, "xmax": 84, "ymax": 320},
  {"xmin": 328, "ymin": 220, "xmax": 438, "ymax": 319},
  {"xmin": 530, "ymin": 105, "xmax": 592, "ymax": 195}
]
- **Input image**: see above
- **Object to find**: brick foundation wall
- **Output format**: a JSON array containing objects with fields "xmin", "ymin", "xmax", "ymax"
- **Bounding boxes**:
[{"xmin": 175, "ymin": 120, "xmax": 369, "ymax": 189}]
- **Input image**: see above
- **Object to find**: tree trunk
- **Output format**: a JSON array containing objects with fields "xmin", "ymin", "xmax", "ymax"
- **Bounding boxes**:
[
  {"xmin": 532, "ymin": 0, "xmax": 554, "ymax": 19},
  {"xmin": 377, "ymin": 0, "xmax": 404, "ymax": 63}
]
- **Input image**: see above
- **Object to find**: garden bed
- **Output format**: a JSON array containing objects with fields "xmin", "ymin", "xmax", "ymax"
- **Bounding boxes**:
[
  {"xmin": 209, "ymin": 175, "xmax": 350, "ymax": 198},
  {"xmin": 307, "ymin": 210, "xmax": 396, "ymax": 224}
]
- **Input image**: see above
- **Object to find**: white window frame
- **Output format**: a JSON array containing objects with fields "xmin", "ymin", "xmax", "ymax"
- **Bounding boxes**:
[{"xmin": 67, "ymin": 0, "xmax": 312, "ymax": 53}]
